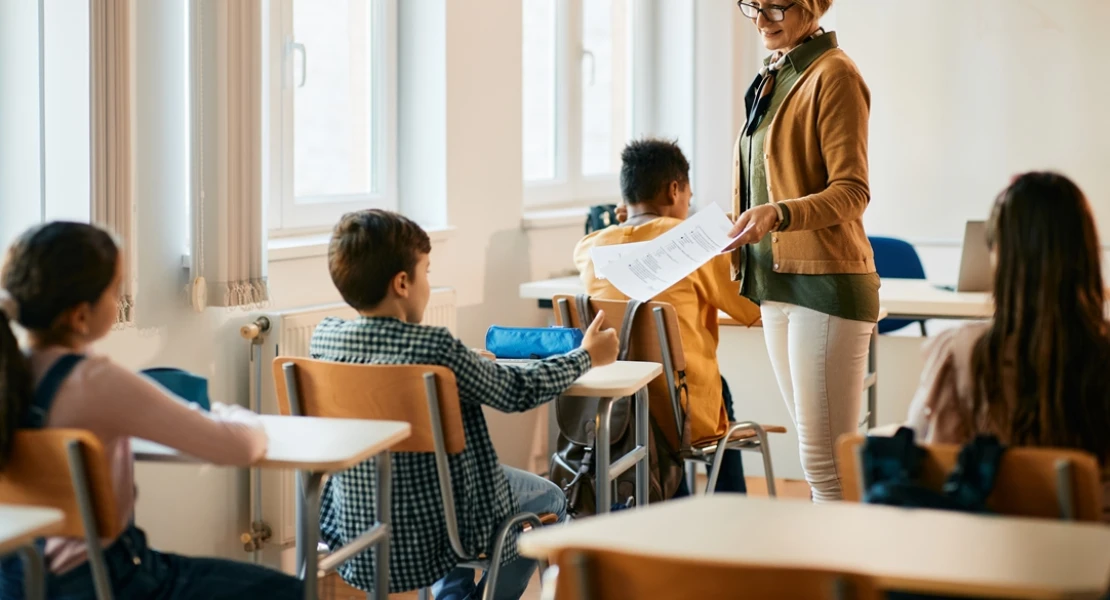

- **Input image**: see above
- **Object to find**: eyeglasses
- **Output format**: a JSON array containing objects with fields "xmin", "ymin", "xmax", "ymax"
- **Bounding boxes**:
[{"xmin": 737, "ymin": 2, "xmax": 796, "ymax": 22}]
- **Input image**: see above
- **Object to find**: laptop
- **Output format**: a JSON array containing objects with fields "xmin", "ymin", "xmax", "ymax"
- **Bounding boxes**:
[{"xmin": 955, "ymin": 220, "xmax": 992, "ymax": 293}]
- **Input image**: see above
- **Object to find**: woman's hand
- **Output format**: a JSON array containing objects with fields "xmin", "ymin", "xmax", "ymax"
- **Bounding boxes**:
[{"xmin": 722, "ymin": 205, "xmax": 780, "ymax": 252}]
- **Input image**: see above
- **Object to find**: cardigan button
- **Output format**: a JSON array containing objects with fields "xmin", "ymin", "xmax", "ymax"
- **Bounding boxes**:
[{"xmin": 773, "ymin": 264, "xmax": 780, "ymax": 271}]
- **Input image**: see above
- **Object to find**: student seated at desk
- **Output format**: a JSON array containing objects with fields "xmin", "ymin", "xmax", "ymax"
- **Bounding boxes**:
[
  {"xmin": 0, "ymin": 222, "xmax": 303, "ymax": 598},
  {"xmin": 574, "ymin": 139, "xmax": 762, "ymax": 497},
  {"xmin": 312, "ymin": 210, "xmax": 619, "ymax": 600},
  {"xmin": 905, "ymin": 172, "xmax": 1110, "ymax": 521}
]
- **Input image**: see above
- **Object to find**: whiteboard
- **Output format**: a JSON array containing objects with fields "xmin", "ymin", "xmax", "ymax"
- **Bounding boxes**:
[{"xmin": 825, "ymin": 0, "xmax": 1110, "ymax": 242}]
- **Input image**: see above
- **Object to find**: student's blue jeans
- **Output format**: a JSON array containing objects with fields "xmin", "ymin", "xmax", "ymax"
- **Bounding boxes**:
[
  {"xmin": 673, "ymin": 375, "xmax": 747, "ymax": 496},
  {"xmin": 0, "ymin": 525, "xmax": 303, "ymax": 600},
  {"xmin": 431, "ymin": 466, "xmax": 568, "ymax": 600}
]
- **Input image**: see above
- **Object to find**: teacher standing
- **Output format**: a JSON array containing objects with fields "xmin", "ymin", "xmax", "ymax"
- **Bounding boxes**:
[{"xmin": 724, "ymin": 0, "xmax": 878, "ymax": 502}]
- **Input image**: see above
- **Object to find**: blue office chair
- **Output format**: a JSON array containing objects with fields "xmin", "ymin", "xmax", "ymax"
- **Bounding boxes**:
[{"xmin": 869, "ymin": 236, "xmax": 928, "ymax": 336}]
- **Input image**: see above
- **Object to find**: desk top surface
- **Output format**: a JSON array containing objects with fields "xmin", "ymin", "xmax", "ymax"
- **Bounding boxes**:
[
  {"xmin": 877, "ymin": 279, "xmax": 991, "ymax": 319},
  {"xmin": 133, "ymin": 415, "xmax": 411, "ymax": 472},
  {"xmin": 521, "ymin": 276, "xmax": 984, "ymax": 320},
  {"xmin": 519, "ymin": 495, "xmax": 1110, "ymax": 599},
  {"xmin": 0, "ymin": 506, "xmax": 64, "ymax": 556},
  {"xmin": 562, "ymin": 361, "xmax": 662, "ymax": 397}
]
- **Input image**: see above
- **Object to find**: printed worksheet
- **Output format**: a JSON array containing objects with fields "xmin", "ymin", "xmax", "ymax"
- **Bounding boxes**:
[
  {"xmin": 604, "ymin": 203, "xmax": 741, "ymax": 301},
  {"xmin": 589, "ymin": 241, "xmax": 648, "ymax": 280}
]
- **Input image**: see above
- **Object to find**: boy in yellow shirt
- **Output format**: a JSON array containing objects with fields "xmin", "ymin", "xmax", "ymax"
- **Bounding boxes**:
[{"xmin": 574, "ymin": 138, "xmax": 761, "ymax": 495}]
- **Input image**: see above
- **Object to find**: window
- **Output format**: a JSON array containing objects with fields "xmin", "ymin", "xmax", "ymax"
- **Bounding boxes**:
[
  {"xmin": 522, "ymin": 0, "xmax": 634, "ymax": 207},
  {"xmin": 268, "ymin": 0, "xmax": 397, "ymax": 233}
]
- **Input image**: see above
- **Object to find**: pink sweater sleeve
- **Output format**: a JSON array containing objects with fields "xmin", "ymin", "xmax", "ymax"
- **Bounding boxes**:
[{"xmin": 50, "ymin": 356, "xmax": 268, "ymax": 466}]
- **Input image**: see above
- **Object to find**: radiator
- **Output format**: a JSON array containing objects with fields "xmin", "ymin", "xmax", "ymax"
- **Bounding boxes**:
[{"xmin": 242, "ymin": 287, "xmax": 457, "ymax": 552}]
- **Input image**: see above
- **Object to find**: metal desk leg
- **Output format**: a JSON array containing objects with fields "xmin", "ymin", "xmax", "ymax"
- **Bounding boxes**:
[
  {"xmin": 300, "ymin": 471, "xmax": 326, "ymax": 600},
  {"xmin": 595, "ymin": 398, "xmax": 615, "ymax": 515},
  {"xmin": 18, "ymin": 545, "xmax": 44, "ymax": 600},
  {"xmin": 295, "ymin": 470, "xmax": 306, "ymax": 577},
  {"xmin": 867, "ymin": 324, "xmax": 878, "ymax": 429},
  {"xmin": 634, "ymin": 388, "xmax": 648, "ymax": 508},
  {"xmin": 373, "ymin": 450, "xmax": 393, "ymax": 600}
]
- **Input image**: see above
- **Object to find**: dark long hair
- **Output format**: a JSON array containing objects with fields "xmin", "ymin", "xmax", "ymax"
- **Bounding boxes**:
[
  {"xmin": 0, "ymin": 222, "xmax": 119, "ymax": 466},
  {"xmin": 970, "ymin": 172, "xmax": 1110, "ymax": 459}
]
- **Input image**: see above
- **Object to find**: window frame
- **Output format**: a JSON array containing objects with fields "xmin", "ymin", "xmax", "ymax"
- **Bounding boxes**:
[
  {"xmin": 266, "ymin": 0, "xmax": 399, "ymax": 236},
  {"xmin": 523, "ymin": 0, "xmax": 635, "ymax": 209}
]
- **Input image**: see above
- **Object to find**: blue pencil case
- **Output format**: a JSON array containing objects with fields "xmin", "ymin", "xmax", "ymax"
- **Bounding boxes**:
[
  {"xmin": 485, "ymin": 326, "xmax": 584, "ymax": 360},
  {"xmin": 141, "ymin": 367, "xmax": 211, "ymax": 411}
]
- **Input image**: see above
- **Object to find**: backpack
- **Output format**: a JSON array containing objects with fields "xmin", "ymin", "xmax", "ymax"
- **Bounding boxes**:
[
  {"xmin": 549, "ymin": 296, "xmax": 685, "ymax": 516},
  {"xmin": 585, "ymin": 204, "xmax": 619, "ymax": 235},
  {"xmin": 861, "ymin": 427, "xmax": 1007, "ymax": 514}
]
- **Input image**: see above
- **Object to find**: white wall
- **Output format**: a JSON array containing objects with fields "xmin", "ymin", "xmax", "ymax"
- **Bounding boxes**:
[{"xmin": 828, "ymin": 0, "xmax": 1110, "ymax": 244}]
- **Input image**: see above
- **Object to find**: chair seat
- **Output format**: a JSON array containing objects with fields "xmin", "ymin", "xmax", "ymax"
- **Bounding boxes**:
[{"xmin": 683, "ymin": 423, "xmax": 787, "ymax": 458}]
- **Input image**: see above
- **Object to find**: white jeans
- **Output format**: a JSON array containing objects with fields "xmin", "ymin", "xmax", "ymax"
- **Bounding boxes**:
[{"xmin": 760, "ymin": 301, "xmax": 874, "ymax": 502}]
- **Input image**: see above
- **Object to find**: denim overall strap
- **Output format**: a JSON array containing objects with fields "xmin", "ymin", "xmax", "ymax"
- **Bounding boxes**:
[
  {"xmin": 22, "ymin": 354, "xmax": 86, "ymax": 429},
  {"xmin": 1, "ymin": 354, "xmax": 86, "ymax": 599}
]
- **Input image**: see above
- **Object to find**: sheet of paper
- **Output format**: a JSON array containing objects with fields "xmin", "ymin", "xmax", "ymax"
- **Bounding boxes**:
[
  {"xmin": 589, "ymin": 241, "xmax": 648, "ymax": 280},
  {"xmin": 603, "ymin": 203, "xmax": 738, "ymax": 302}
]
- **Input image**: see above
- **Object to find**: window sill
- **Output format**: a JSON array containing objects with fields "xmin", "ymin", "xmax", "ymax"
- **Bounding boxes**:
[
  {"xmin": 181, "ymin": 226, "xmax": 457, "ymax": 267},
  {"xmin": 268, "ymin": 225, "xmax": 456, "ymax": 262},
  {"xmin": 521, "ymin": 207, "xmax": 589, "ymax": 231}
]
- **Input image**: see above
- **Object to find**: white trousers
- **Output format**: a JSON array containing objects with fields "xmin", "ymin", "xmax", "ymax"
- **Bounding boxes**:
[{"xmin": 760, "ymin": 301, "xmax": 874, "ymax": 502}]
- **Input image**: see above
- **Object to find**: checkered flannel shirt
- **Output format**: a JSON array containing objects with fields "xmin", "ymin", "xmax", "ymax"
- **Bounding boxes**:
[{"xmin": 310, "ymin": 316, "xmax": 591, "ymax": 593}]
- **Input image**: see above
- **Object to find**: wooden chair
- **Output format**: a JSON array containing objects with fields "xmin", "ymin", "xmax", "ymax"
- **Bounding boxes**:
[
  {"xmin": 837, "ymin": 433, "xmax": 1104, "ymax": 521},
  {"xmin": 0, "ymin": 429, "xmax": 121, "ymax": 600},
  {"xmin": 273, "ymin": 358, "xmax": 557, "ymax": 600},
  {"xmin": 539, "ymin": 547, "xmax": 881, "ymax": 600},
  {"xmin": 553, "ymin": 295, "xmax": 786, "ymax": 496}
]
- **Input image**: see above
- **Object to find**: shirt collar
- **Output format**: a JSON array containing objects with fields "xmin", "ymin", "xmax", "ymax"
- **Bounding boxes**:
[{"xmin": 763, "ymin": 29, "xmax": 839, "ymax": 73}]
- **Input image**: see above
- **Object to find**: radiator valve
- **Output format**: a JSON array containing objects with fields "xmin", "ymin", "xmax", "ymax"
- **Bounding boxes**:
[
  {"xmin": 241, "ymin": 520, "xmax": 272, "ymax": 552},
  {"xmin": 240, "ymin": 317, "xmax": 271, "ymax": 342}
]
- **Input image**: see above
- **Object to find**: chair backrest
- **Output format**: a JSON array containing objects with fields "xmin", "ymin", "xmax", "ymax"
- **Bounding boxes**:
[
  {"xmin": 0, "ymin": 429, "xmax": 120, "ymax": 539},
  {"xmin": 271, "ymin": 358, "xmax": 466, "ymax": 455},
  {"xmin": 552, "ymin": 295, "xmax": 685, "ymax": 372},
  {"xmin": 548, "ymin": 548, "xmax": 881, "ymax": 600},
  {"xmin": 868, "ymin": 236, "xmax": 926, "ymax": 280},
  {"xmin": 837, "ymin": 434, "xmax": 1104, "ymax": 521},
  {"xmin": 552, "ymin": 295, "xmax": 687, "ymax": 441}
]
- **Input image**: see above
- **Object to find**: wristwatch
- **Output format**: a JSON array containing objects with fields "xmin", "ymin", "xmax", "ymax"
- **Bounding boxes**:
[{"xmin": 770, "ymin": 203, "xmax": 785, "ymax": 231}]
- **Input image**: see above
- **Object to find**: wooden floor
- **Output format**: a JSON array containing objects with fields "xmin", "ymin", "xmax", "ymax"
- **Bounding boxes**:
[{"xmin": 319, "ymin": 477, "xmax": 811, "ymax": 599}]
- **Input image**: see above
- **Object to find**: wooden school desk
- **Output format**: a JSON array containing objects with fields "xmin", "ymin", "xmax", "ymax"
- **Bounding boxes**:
[
  {"xmin": 520, "ymin": 276, "xmax": 992, "ymax": 321},
  {"xmin": 504, "ymin": 360, "xmax": 663, "ymax": 515},
  {"xmin": 133, "ymin": 415, "xmax": 411, "ymax": 600},
  {"xmin": 0, "ymin": 505, "xmax": 64, "ymax": 600},
  {"xmin": 877, "ymin": 279, "xmax": 992, "ymax": 320},
  {"xmin": 519, "ymin": 495, "xmax": 1110, "ymax": 600}
]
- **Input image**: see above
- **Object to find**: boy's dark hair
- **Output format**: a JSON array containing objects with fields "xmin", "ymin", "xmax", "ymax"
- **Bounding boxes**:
[
  {"xmin": 619, "ymin": 138, "xmax": 690, "ymax": 205},
  {"xmin": 328, "ymin": 209, "xmax": 431, "ymax": 310}
]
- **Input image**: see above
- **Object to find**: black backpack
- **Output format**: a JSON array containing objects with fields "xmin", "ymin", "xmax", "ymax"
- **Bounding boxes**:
[
  {"xmin": 549, "ymin": 296, "xmax": 684, "ymax": 516},
  {"xmin": 585, "ymin": 204, "xmax": 619, "ymax": 235},
  {"xmin": 861, "ymin": 427, "xmax": 1007, "ymax": 514}
]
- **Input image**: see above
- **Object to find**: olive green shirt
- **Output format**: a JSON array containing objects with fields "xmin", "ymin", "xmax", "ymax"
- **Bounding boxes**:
[{"xmin": 740, "ymin": 32, "xmax": 879, "ymax": 323}]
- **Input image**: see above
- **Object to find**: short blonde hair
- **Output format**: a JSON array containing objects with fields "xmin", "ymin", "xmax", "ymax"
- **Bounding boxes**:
[{"xmin": 793, "ymin": 0, "xmax": 832, "ymax": 19}]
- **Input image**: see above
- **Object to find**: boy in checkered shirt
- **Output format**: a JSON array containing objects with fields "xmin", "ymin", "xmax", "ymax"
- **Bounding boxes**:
[{"xmin": 311, "ymin": 209, "xmax": 618, "ymax": 599}]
